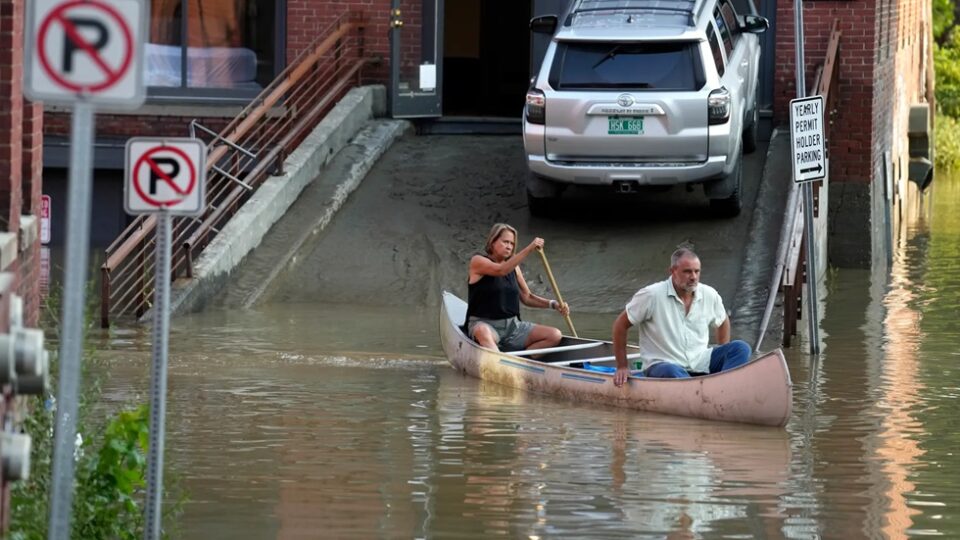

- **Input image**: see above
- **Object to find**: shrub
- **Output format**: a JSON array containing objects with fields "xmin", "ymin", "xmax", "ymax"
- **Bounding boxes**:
[
  {"xmin": 9, "ymin": 403, "xmax": 153, "ymax": 540},
  {"xmin": 935, "ymin": 114, "xmax": 960, "ymax": 170},
  {"xmin": 8, "ymin": 286, "xmax": 182, "ymax": 539},
  {"xmin": 935, "ymin": 34, "xmax": 960, "ymax": 118}
]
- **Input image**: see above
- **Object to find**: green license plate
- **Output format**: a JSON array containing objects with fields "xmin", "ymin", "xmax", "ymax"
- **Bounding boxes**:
[{"xmin": 608, "ymin": 116, "xmax": 644, "ymax": 135}]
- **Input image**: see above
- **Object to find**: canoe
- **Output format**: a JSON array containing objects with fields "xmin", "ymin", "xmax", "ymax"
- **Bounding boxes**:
[{"xmin": 439, "ymin": 291, "xmax": 793, "ymax": 427}]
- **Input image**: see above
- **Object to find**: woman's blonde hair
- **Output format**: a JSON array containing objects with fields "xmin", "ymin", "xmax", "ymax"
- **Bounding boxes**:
[{"xmin": 484, "ymin": 223, "xmax": 518, "ymax": 255}]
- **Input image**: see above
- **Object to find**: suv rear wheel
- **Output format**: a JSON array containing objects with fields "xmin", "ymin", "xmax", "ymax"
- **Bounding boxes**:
[
  {"xmin": 709, "ymin": 151, "xmax": 743, "ymax": 218},
  {"xmin": 526, "ymin": 173, "xmax": 562, "ymax": 217},
  {"xmin": 527, "ymin": 190, "xmax": 555, "ymax": 217}
]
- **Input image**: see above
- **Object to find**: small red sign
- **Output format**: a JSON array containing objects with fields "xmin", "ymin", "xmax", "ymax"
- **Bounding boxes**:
[{"xmin": 40, "ymin": 194, "xmax": 51, "ymax": 245}]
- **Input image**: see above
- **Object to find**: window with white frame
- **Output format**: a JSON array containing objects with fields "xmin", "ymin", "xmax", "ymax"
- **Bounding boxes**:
[{"xmin": 147, "ymin": 0, "xmax": 281, "ymax": 95}]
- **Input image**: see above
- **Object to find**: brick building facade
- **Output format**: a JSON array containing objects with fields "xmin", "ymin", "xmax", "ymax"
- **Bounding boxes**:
[
  {"xmin": 35, "ymin": 0, "xmax": 936, "ymax": 265},
  {"xmin": 774, "ymin": 0, "xmax": 934, "ymax": 267},
  {"xmin": 1, "ymin": 0, "xmax": 45, "ymax": 531},
  {"xmin": 0, "ymin": 0, "xmax": 43, "ymax": 324}
]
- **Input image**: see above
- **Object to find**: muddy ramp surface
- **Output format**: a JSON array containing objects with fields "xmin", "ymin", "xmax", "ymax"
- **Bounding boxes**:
[{"xmin": 253, "ymin": 134, "xmax": 767, "ymax": 316}]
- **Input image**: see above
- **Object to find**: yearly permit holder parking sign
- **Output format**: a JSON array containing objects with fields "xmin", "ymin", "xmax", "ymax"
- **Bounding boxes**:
[{"xmin": 125, "ymin": 138, "xmax": 207, "ymax": 216}]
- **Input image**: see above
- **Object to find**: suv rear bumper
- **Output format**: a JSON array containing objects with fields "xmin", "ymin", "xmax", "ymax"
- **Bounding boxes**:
[{"xmin": 526, "ymin": 154, "xmax": 729, "ymax": 186}]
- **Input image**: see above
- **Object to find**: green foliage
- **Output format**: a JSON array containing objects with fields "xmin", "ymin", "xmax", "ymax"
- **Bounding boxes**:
[
  {"xmin": 73, "ymin": 406, "xmax": 151, "ymax": 540},
  {"xmin": 9, "ymin": 403, "xmax": 152, "ymax": 540},
  {"xmin": 935, "ymin": 2, "xmax": 960, "ymax": 162},
  {"xmin": 7, "ymin": 397, "xmax": 54, "ymax": 540},
  {"xmin": 936, "ymin": 32, "xmax": 960, "ymax": 118},
  {"xmin": 934, "ymin": 0, "xmax": 955, "ymax": 41},
  {"xmin": 8, "ymin": 288, "xmax": 183, "ymax": 539},
  {"xmin": 935, "ymin": 114, "xmax": 960, "ymax": 170}
]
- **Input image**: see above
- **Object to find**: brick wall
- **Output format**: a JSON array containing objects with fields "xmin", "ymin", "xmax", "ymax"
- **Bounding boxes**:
[
  {"xmin": 886, "ymin": 0, "xmax": 933, "ymax": 193},
  {"xmin": 775, "ymin": 0, "xmax": 932, "ymax": 185},
  {"xmin": 22, "ymin": 101, "xmax": 42, "ymax": 217},
  {"xmin": 1, "ymin": 0, "xmax": 44, "ymax": 529},
  {"xmin": 1, "ymin": 0, "xmax": 42, "ymax": 325},
  {"xmin": 1, "ymin": 0, "xmax": 24, "ymax": 232},
  {"xmin": 286, "ymin": 0, "xmax": 392, "ymax": 83},
  {"xmin": 45, "ymin": 1, "xmax": 391, "ymax": 139},
  {"xmin": 43, "ymin": 111, "xmax": 232, "ymax": 138},
  {"xmin": 286, "ymin": 0, "xmax": 392, "ymax": 63},
  {"xmin": 775, "ymin": 1, "xmax": 878, "ymax": 185},
  {"xmin": 20, "ymin": 99, "xmax": 43, "ymax": 329},
  {"xmin": 774, "ymin": 0, "xmax": 932, "ymax": 267}
]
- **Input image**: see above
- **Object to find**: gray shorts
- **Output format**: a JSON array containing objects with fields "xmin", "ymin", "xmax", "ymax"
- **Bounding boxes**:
[{"xmin": 467, "ymin": 316, "xmax": 535, "ymax": 352}]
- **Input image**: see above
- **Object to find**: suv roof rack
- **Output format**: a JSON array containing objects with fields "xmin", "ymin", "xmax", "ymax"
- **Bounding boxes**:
[{"xmin": 564, "ymin": 0, "xmax": 702, "ymax": 27}]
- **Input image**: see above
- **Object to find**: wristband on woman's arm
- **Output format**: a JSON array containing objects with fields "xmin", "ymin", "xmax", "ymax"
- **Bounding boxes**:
[{"xmin": 549, "ymin": 300, "xmax": 558, "ymax": 310}]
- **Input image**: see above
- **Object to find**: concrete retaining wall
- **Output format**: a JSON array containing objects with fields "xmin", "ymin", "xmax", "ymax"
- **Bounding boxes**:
[{"xmin": 165, "ymin": 85, "xmax": 389, "ymax": 316}]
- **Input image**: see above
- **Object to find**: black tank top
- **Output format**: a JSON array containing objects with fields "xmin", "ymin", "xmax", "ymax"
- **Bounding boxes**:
[{"xmin": 467, "ymin": 258, "xmax": 521, "ymax": 320}]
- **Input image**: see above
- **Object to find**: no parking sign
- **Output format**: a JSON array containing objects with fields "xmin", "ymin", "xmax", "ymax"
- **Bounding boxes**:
[
  {"xmin": 31, "ymin": 2, "xmax": 149, "ymax": 533},
  {"xmin": 24, "ymin": 0, "xmax": 146, "ymax": 107},
  {"xmin": 125, "ymin": 138, "xmax": 207, "ymax": 216}
]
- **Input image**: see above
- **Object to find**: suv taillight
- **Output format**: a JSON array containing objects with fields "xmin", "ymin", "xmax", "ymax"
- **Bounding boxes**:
[
  {"xmin": 526, "ymin": 90, "xmax": 546, "ymax": 125},
  {"xmin": 708, "ymin": 87, "xmax": 731, "ymax": 125}
]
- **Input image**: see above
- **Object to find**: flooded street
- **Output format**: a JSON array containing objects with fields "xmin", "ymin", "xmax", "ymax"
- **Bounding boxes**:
[
  {"xmin": 222, "ymin": 134, "xmax": 772, "ymax": 316},
  {"xmin": 90, "ymin": 168, "xmax": 960, "ymax": 538}
]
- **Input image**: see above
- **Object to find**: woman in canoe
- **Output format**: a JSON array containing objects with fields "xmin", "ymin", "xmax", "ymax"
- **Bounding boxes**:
[{"xmin": 466, "ymin": 223, "xmax": 570, "ymax": 353}]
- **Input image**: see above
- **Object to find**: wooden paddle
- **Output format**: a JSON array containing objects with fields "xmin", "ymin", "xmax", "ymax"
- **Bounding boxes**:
[{"xmin": 537, "ymin": 247, "xmax": 578, "ymax": 337}]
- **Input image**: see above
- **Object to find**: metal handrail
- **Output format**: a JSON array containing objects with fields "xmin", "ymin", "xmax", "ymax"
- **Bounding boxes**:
[
  {"xmin": 780, "ymin": 19, "xmax": 840, "ymax": 346},
  {"xmin": 101, "ymin": 12, "xmax": 372, "ymax": 327}
]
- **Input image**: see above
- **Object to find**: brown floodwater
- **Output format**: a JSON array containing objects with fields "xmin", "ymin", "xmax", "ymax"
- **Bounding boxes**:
[{"xmin": 90, "ymin": 171, "xmax": 960, "ymax": 539}]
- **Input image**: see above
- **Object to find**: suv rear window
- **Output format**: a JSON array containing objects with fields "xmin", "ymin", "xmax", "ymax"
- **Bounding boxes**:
[{"xmin": 548, "ymin": 41, "xmax": 705, "ymax": 91}]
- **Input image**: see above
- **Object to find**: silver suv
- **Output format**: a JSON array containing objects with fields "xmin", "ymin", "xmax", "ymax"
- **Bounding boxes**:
[{"xmin": 523, "ymin": 0, "xmax": 768, "ymax": 217}]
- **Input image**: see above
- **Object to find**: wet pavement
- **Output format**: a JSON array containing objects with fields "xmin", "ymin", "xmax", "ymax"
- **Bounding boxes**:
[{"xmin": 223, "ymin": 133, "xmax": 776, "ymax": 334}]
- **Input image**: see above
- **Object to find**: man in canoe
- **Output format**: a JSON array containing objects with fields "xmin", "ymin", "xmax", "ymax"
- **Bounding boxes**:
[
  {"xmin": 612, "ymin": 247, "xmax": 751, "ymax": 386},
  {"xmin": 466, "ymin": 223, "xmax": 570, "ymax": 353}
]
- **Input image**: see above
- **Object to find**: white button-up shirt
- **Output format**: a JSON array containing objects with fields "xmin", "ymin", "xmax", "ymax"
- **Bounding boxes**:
[{"xmin": 625, "ymin": 277, "xmax": 728, "ymax": 373}]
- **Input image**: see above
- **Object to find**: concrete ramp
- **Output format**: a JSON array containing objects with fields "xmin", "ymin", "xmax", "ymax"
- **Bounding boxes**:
[
  {"xmin": 167, "ymin": 85, "xmax": 408, "ymax": 315},
  {"xmin": 214, "ymin": 120, "xmax": 409, "ymax": 309},
  {"xmin": 213, "ymin": 125, "xmax": 793, "ymax": 350}
]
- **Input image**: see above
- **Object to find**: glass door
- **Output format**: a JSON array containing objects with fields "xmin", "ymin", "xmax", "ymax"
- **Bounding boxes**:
[{"xmin": 390, "ymin": 0, "xmax": 443, "ymax": 117}]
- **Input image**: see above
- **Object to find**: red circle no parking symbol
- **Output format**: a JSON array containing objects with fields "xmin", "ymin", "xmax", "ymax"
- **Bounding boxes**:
[
  {"xmin": 36, "ymin": 0, "xmax": 135, "ymax": 94},
  {"xmin": 132, "ymin": 146, "xmax": 198, "ymax": 208}
]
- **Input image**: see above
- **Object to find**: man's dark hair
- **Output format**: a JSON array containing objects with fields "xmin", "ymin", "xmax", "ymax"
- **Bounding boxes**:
[{"xmin": 671, "ymin": 247, "xmax": 699, "ymax": 267}]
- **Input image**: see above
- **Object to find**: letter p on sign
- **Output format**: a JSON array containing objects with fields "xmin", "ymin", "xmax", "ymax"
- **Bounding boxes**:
[
  {"xmin": 24, "ymin": 0, "xmax": 147, "ymax": 107},
  {"xmin": 125, "ymin": 138, "xmax": 207, "ymax": 216}
]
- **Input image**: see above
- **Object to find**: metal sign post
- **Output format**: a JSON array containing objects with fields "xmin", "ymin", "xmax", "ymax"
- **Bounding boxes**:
[
  {"xmin": 24, "ymin": 1, "xmax": 147, "ymax": 537},
  {"xmin": 46, "ymin": 101, "xmax": 94, "ymax": 540},
  {"xmin": 792, "ymin": 0, "xmax": 821, "ymax": 355},
  {"xmin": 143, "ymin": 210, "xmax": 171, "ymax": 540},
  {"xmin": 123, "ymin": 137, "xmax": 206, "ymax": 540}
]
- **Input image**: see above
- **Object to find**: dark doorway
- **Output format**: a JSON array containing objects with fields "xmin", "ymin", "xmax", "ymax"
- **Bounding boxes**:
[{"xmin": 443, "ymin": 0, "xmax": 531, "ymax": 117}]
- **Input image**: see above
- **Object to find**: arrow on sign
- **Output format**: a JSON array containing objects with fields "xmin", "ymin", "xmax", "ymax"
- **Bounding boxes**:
[{"xmin": 800, "ymin": 163, "xmax": 823, "ymax": 175}]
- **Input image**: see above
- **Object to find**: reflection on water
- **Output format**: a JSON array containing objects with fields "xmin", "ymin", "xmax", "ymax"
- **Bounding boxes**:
[
  {"xmin": 99, "ymin": 342, "xmax": 791, "ymax": 539},
  {"xmin": 94, "ymin": 173, "xmax": 960, "ymax": 538},
  {"xmin": 781, "ymin": 171, "xmax": 960, "ymax": 539}
]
